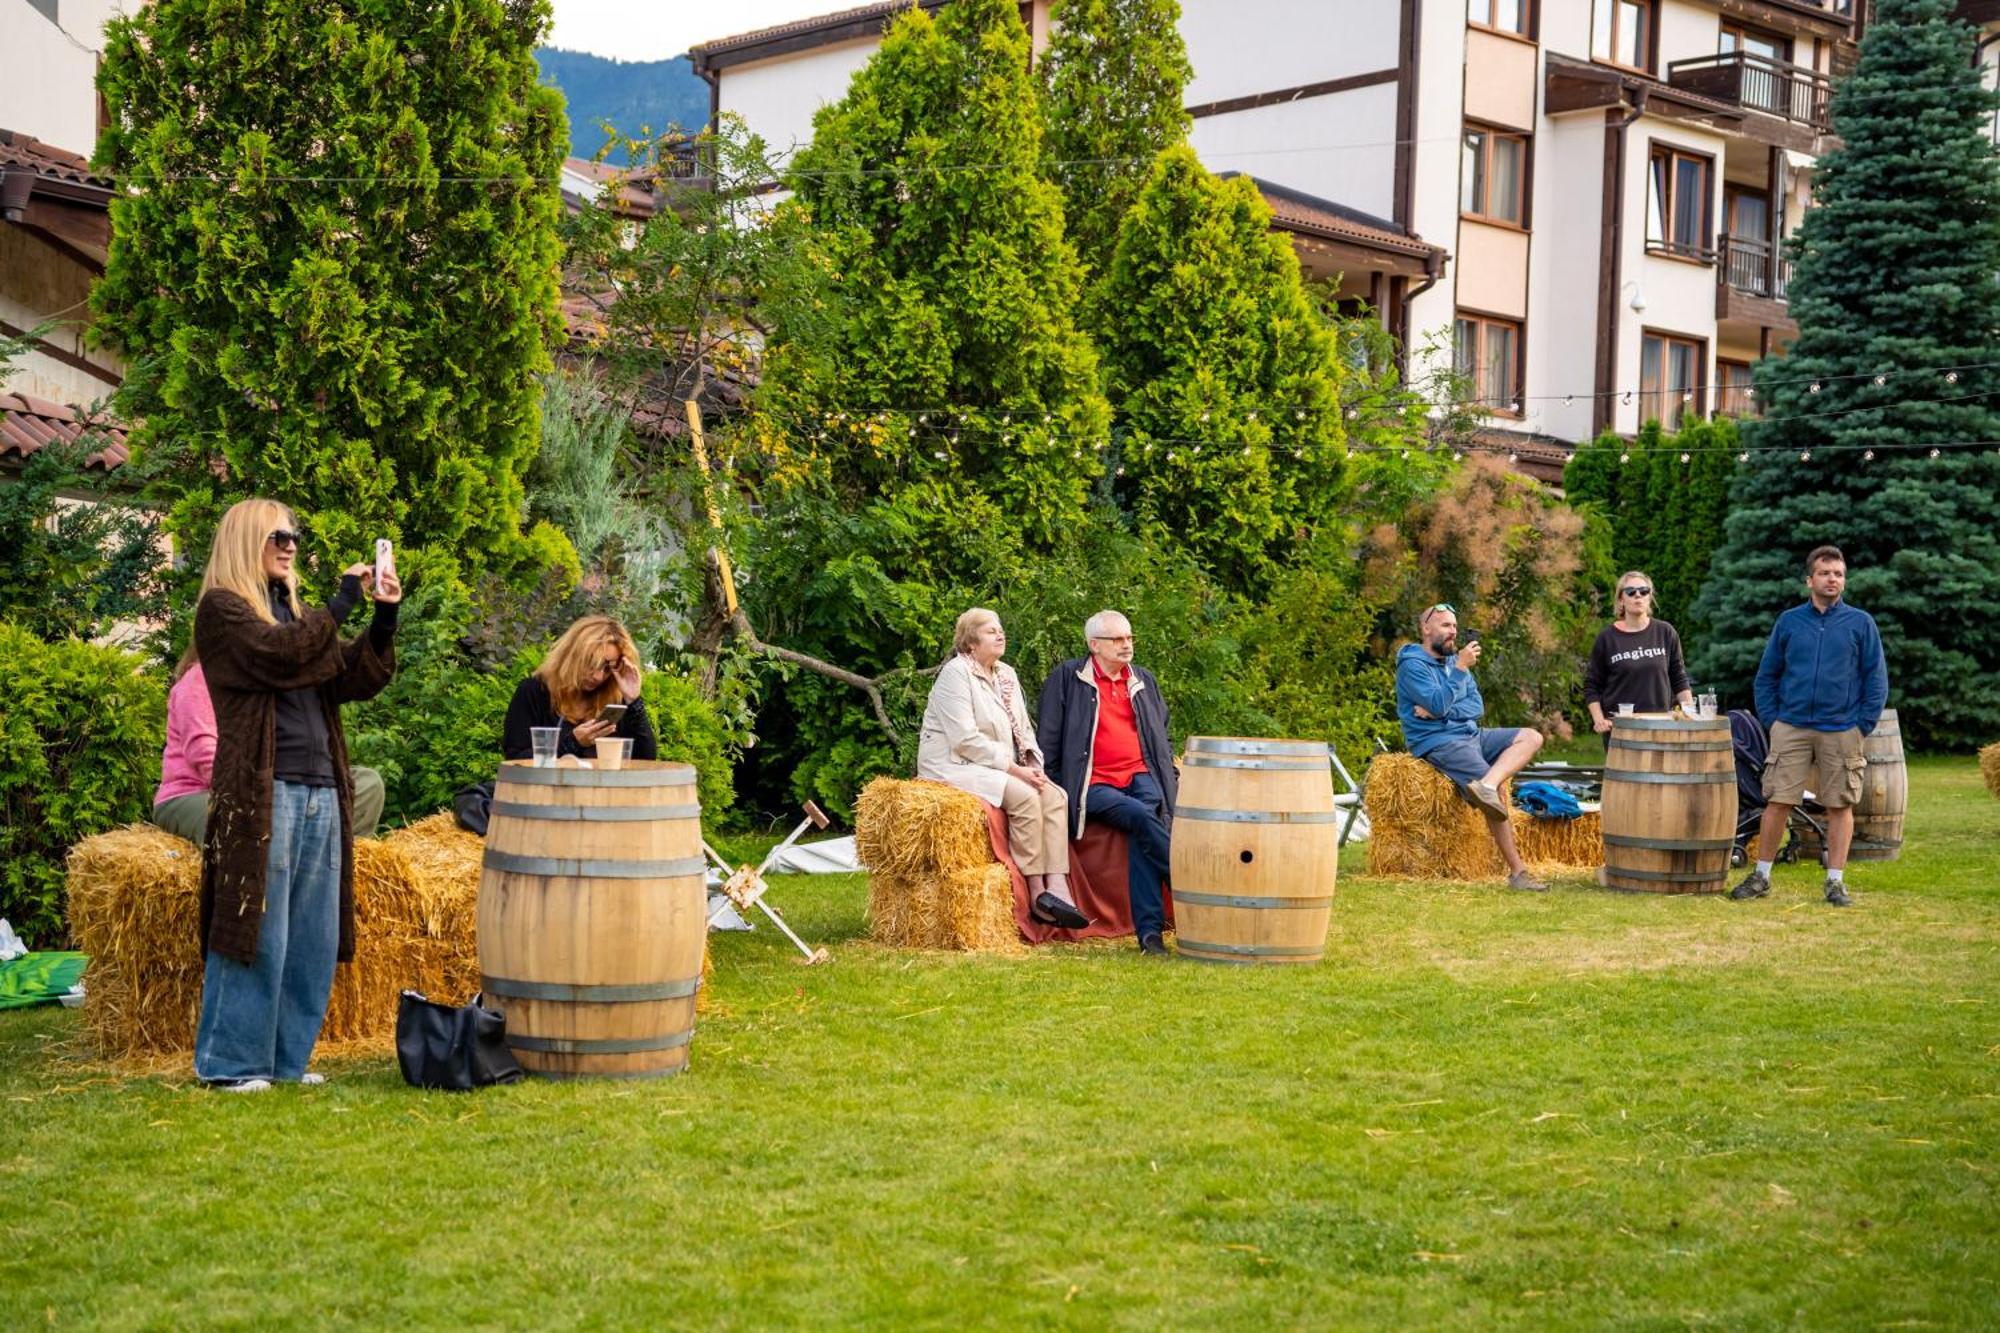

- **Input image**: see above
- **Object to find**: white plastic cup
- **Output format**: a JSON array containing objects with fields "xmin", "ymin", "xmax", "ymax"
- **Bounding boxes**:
[
  {"xmin": 1698, "ymin": 692, "xmax": 1719, "ymax": 719},
  {"xmin": 596, "ymin": 736, "xmax": 633, "ymax": 770},
  {"xmin": 530, "ymin": 726, "xmax": 561, "ymax": 767},
  {"xmin": 1616, "ymin": 702, "xmax": 1636, "ymax": 717}
]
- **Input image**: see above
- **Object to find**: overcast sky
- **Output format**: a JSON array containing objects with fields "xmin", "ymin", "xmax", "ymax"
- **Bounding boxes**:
[{"xmin": 546, "ymin": 1, "xmax": 861, "ymax": 61}]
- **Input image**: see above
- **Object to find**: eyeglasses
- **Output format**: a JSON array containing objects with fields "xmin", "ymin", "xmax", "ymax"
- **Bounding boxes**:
[
  {"xmin": 1423, "ymin": 602, "xmax": 1456, "ymax": 618},
  {"xmin": 1621, "ymin": 586, "xmax": 1652, "ymax": 597},
  {"xmin": 267, "ymin": 529, "xmax": 300, "ymax": 550}
]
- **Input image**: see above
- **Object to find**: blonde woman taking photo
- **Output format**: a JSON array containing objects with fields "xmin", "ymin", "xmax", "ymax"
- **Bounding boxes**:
[
  {"xmin": 916, "ymin": 607, "xmax": 1088, "ymax": 929},
  {"xmin": 501, "ymin": 615, "xmax": 658, "ymax": 762},
  {"xmin": 191, "ymin": 499, "xmax": 400, "ymax": 1092}
]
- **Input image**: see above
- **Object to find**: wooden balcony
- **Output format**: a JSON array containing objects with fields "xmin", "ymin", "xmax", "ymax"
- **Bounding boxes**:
[
  {"xmin": 1667, "ymin": 51, "xmax": 1835, "ymax": 139},
  {"xmin": 1716, "ymin": 234, "xmax": 1797, "ymax": 335}
]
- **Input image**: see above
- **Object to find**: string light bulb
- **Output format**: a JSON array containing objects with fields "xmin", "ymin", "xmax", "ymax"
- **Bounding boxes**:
[
  {"xmin": 1947, "ymin": 371, "xmax": 1960, "ymax": 384},
  {"xmin": 1680, "ymin": 452, "xmax": 1691, "ymax": 464},
  {"xmin": 1863, "ymin": 449, "xmax": 1875, "ymax": 461},
  {"xmin": 1809, "ymin": 382, "xmax": 1821, "ymax": 394},
  {"xmin": 1738, "ymin": 451, "xmax": 1749, "ymax": 462},
  {"xmin": 1873, "ymin": 375, "xmax": 1887, "ymax": 387},
  {"xmin": 1619, "ymin": 451, "xmax": 1630, "ymax": 464},
  {"xmin": 1929, "ymin": 447, "xmax": 1941, "ymax": 458},
  {"xmin": 1800, "ymin": 450, "xmax": 1812, "ymax": 461}
]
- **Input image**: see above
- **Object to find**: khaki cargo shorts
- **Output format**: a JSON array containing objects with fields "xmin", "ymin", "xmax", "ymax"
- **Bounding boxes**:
[{"xmin": 1764, "ymin": 720, "xmax": 1865, "ymax": 808}]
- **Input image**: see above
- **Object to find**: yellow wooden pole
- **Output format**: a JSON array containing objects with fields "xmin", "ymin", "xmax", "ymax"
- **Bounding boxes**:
[{"xmin": 684, "ymin": 398, "xmax": 739, "ymax": 615}]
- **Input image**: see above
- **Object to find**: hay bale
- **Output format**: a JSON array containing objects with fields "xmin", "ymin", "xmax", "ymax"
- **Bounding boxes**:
[
  {"xmin": 66, "ymin": 825, "xmax": 205, "ymax": 1059},
  {"xmin": 1513, "ymin": 810, "xmax": 1604, "ymax": 870},
  {"xmin": 1365, "ymin": 755, "xmax": 1506, "ymax": 880},
  {"xmin": 68, "ymin": 819, "xmax": 482, "ymax": 1059},
  {"xmin": 854, "ymin": 777, "xmax": 991, "ymax": 879},
  {"xmin": 855, "ymin": 777, "xmax": 1022, "ymax": 952},
  {"xmin": 1982, "ymin": 742, "xmax": 2000, "ymax": 801}
]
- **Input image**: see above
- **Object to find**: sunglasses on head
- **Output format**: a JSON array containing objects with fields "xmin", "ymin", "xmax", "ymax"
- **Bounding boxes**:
[
  {"xmin": 1621, "ymin": 586, "xmax": 1652, "ymax": 597},
  {"xmin": 267, "ymin": 529, "xmax": 301, "ymax": 550},
  {"xmin": 1425, "ymin": 602, "xmax": 1456, "ymax": 617}
]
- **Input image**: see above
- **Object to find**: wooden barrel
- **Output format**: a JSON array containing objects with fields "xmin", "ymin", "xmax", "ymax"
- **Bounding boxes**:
[
  {"xmin": 1794, "ymin": 709, "xmax": 1906, "ymax": 862},
  {"xmin": 1169, "ymin": 737, "xmax": 1337, "ymax": 964},
  {"xmin": 1601, "ymin": 715, "xmax": 1736, "ymax": 893},
  {"xmin": 476, "ymin": 759, "xmax": 705, "ymax": 1078}
]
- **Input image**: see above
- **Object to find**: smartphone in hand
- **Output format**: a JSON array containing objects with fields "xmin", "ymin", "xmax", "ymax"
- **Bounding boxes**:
[
  {"xmin": 374, "ymin": 538, "xmax": 394, "ymax": 587},
  {"xmin": 597, "ymin": 702, "xmax": 628, "ymax": 725}
]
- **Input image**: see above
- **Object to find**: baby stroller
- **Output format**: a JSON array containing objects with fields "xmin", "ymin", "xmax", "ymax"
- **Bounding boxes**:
[{"xmin": 1728, "ymin": 709, "xmax": 1828, "ymax": 867}]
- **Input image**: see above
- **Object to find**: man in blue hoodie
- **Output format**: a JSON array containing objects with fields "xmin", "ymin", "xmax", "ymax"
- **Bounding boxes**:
[
  {"xmin": 1395, "ymin": 603, "xmax": 1547, "ymax": 891},
  {"xmin": 1729, "ymin": 545, "xmax": 1890, "ymax": 907}
]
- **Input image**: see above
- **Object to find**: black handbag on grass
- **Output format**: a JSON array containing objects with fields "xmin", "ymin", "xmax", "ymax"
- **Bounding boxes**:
[{"xmin": 395, "ymin": 990, "xmax": 523, "ymax": 1090}]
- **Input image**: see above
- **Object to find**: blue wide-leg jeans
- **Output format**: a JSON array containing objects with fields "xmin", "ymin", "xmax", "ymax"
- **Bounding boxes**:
[
  {"xmin": 1084, "ymin": 771, "xmax": 1171, "ymax": 940},
  {"xmin": 193, "ymin": 780, "xmax": 342, "ymax": 1084}
]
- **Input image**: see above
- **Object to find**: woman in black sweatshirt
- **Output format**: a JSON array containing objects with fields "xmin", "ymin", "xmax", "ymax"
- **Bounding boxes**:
[
  {"xmin": 1584, "ymin": 571, "xmax": 1695, "ymax": 746},
  {"xmin": 501, "ymin": 614, "xmax": 658, "ymax": 762}
]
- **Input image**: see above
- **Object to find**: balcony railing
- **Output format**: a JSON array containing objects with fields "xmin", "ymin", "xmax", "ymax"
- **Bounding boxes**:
[
  {"xmin": 1667, "ymin": 51, "xmax": 1835, "ymax": 133},
  {"xmin": 1721, "ymin": 234, "xmax": 1791, "ymax": 302}
]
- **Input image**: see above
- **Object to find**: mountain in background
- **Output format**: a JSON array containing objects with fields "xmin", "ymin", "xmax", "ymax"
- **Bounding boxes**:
[{"xmin": 535, "ymin": 48, "xmax": 710, "ymax": 161}]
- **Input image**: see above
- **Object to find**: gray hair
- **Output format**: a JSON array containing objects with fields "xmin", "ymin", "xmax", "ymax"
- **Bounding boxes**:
[{"xmin": 1083, "ymin": 609, "xmax": 1129, "ymax": 642}]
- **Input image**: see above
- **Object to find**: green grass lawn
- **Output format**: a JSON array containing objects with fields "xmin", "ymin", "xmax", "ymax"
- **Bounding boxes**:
[{"xmin": 4, "ymin": 759, "xmax": 1996, "ymax": 1328}]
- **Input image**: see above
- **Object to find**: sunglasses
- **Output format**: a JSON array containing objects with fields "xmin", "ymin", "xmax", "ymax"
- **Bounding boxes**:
[
  {"xmin": 267, "ymin": 529, "xmax": 301, "ymax": 550},
  {"xmin": 1424, "ymin": 602, "xmax": 1456, "ymax": 617},
  {"xmin": 1621, "ymin": 586, "xmax": 1652, "ymax": 597}
]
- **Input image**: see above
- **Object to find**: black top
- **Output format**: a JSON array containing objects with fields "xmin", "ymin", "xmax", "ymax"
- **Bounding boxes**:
[
  {"xmin": 501, "ymin": 673, "xmax": 658, "ymax": 761},
  {"xmin": 1583, "ymin": 619, "xmax": 1692, "ymax": 714},
  {"xmin": 268, "ymin": 576, "xmax": 400, "ymax": 786}
]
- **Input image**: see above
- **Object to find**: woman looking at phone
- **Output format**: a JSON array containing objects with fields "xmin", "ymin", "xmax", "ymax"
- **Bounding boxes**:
[
  {"xmin": 501, "ymin": 614, "xmax": 658, "ymax": 763},
  {"xmin": 191, "ymin": 499, "xmax": 400, "ymax": 1092}
]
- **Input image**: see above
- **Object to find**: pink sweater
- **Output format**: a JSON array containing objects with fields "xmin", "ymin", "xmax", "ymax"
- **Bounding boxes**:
[{"xmin": 155, "ymin": 663, "xmax": 218, "ymax": 805}]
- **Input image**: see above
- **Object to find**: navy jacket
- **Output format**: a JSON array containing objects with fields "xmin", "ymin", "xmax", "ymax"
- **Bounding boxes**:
[
  {"xmin": 1753, "ymin": 598, "xmax": 1889, "ymax": 735},
  {"xmin": 1036, "ymin": 658, "xmax": 1177, "ymax": 839}
]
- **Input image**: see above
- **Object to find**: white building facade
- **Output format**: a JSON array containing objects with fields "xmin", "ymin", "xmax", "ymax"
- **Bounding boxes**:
[{"xmin": 687, "ymin": 1, "xmax": 1866, "ymax": 449}]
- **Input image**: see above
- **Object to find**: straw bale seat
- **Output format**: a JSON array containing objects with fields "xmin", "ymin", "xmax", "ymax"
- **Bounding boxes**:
[
  {"xmin": 1364, "ymin": 753, "xmax": 1602, "ymax": 881},
  {"xmin": 854, "ymin": 778, "xmax": 1020, "ymax": 952},
  {"xmin": 67, "ymin": 814, "xmax": 482, "ymax": 1059},
  {"xmin": 1982, "ymin": 741, "xmax": 2000, "ymax": 801}
]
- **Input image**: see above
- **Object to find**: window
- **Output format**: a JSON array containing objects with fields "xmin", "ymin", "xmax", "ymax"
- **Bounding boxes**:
[
  {"xmin": 1592, "ymin": 0, "xmax": 1651, "ymax": 72},
  {"xmin": 1461, "ymin": 126, "xmax": 1527, "ymax": 224},
  {"xmin": 1646, "ymin": 145, "xmax": 1713, "ymax": 261},
  {"xmin": 1721, "ymin": 24, "xmax": 1791, "ymax": 114},
  {"xmin": 1455, "ymin": 314, "xmax": 1523, "ymax": 415},
  {"xmin": 1716, "ymin": 360, "xmax": 1755, "ymax": 417},
  {"xmin": 1469, "ymin": 0, "xmax": 1529, "ymax": 37},
  {"xmin": 1640, "ymin": 332, "xmax": 1705, "ymax": 430}
]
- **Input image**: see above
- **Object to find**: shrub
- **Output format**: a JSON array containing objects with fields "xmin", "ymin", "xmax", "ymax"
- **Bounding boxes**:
[{"xmin": 0, "ymin": 624, "xmax": 164, "ymax": 947}]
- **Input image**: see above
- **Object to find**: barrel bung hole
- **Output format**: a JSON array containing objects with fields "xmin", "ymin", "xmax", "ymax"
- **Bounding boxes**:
[{"xmin": 1239, "ymin": 849, "xmax": 1254, "ymax": 864}]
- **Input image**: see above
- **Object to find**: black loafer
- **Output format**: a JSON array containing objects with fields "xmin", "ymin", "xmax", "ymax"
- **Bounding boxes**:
[
  {"xmin": 1138, "ymin": 933, "xmax": 1169, "ymax": 957},
  {"xmin": 1031, "ymin": 892, "xmax": 1090, "ymax": 930}
]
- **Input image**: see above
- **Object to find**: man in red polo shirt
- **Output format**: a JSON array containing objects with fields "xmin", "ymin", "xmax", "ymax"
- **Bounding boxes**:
[{"xmin": 1036, "ymin": 610, "xmax": 1178, "ymax": 955}]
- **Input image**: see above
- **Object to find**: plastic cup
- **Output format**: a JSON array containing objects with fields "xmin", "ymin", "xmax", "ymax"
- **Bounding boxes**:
[
  {"xmin": 531, "ymin": 727, "xmax": 561, "ymax": 767},
  {"xmin": 596, "ymin": 736, "xmax": 633, "ymax": 770},
  {"xmin": 1698, "ymin": 692, "xmax": 1719, "ymax": 719},
  {"xmin": 1616, "ymin": 702, "xmax": 1636, "ymax": 717}
]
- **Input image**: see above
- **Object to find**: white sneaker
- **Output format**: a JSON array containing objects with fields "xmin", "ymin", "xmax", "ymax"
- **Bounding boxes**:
[
  {"xmin": 300, "ymin": 1072, "xmax": 327, "ymax": 1086},
  {"xmin": 210, "ymin": 1078, "xmax": 273, "ymax": 1094}
]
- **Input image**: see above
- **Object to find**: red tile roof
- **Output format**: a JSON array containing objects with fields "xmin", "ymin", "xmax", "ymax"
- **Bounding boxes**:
[
  {"xmin": 0, "ymin": 390, "xmax": 130, "ymax": 471},
  {"xmin": 690, "ymin": 2, "xmax": 944, "ymax": 62},
  {"xmin": 0, "ymin": 129, "xmax": 115, "ymax": 190},
  {"xmin": 1231, "ymin": 175, "xmax": 1443, "ymax": 262}
]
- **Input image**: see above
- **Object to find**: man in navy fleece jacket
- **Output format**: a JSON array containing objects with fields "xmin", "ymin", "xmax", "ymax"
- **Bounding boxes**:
[{"xmin": 1729, "ymin": 545, "xmax": 1890, "ymax": 908}]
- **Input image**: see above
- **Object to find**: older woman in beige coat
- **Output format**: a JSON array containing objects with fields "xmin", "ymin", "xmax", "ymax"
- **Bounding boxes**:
[{"xmin": 916, "ymin": 607, "xmax": 1089, "ymax": 929}]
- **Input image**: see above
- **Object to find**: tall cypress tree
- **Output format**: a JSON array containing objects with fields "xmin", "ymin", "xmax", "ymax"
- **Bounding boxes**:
[
  {"xmin": 1098, "ymin": 146, "xmax": 1346, "ymax": 592},
  {"xmin": 93, "ymin": 0, "xmax": 571, "ymax": 586},
  {"xmin": 1039, "ymin": 0, "xmax": 1192, "ymax": 283},
  {"xmin": 1693, "ymin": 0, "xmax": 2000, "ymax": 747}
]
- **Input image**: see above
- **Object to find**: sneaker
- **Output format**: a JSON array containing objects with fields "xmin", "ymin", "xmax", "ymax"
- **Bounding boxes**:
[
  {"xmin": 207, "ymin": 1078, "xmax": 273, "ymax": 1094},
  {"xmin": 1727, "ymin": 871, "xmax": 1771, "ymax": 901},
  {"xmin": 1507, "ymin": 870, "xmax": 1548, "ymax": 893},
  {"xmin": 1824, "ymin": 879, "xmax": 1853, "ymax": 907},
  {"xmin": 300, "ymin": 1072, "xmax": 327, "ymax": 1086},
  {"xmin": 1466, "ymin": 780, "xmax": 1508, "ymax": 819}
]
